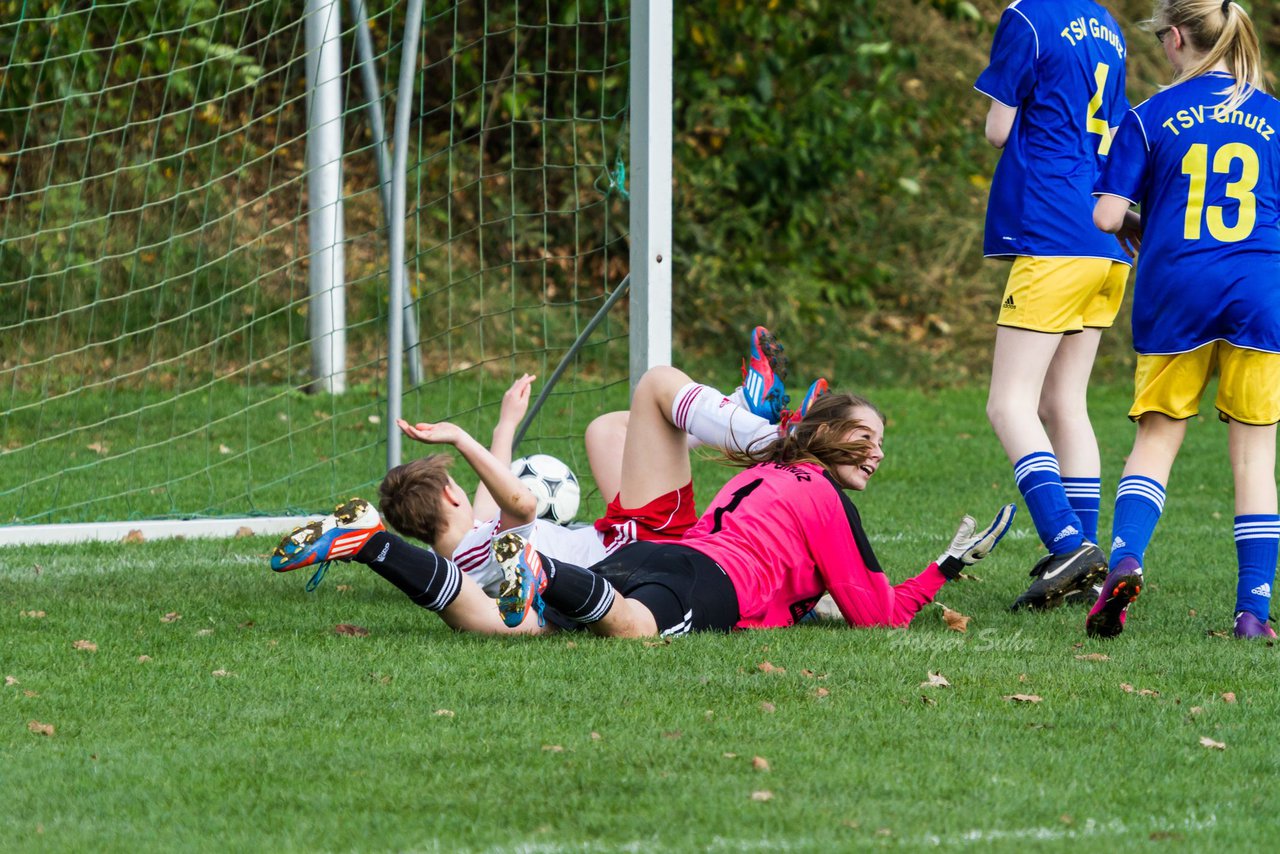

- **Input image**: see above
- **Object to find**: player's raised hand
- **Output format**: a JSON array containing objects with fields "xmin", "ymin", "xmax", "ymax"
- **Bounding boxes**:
[
  {"xmin": 397, "ymin": 418, "xmax": 469, "ymax": 446},
  {"xmin": 498, "ymin": 374, "xmax": 536, "ymax": 426}
]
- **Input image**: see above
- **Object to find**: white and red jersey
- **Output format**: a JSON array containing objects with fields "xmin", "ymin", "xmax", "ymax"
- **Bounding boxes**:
[
  {"xmin": 454, "ymin": 481, "xmax": 699, "ymax": 597},
  {"xmin": 452, "ymin": 517, "xmax": 607, "ymax": 596},
  {"xmin": 679, "ymin": 461, "xmax": 946, "ymax": 629}
]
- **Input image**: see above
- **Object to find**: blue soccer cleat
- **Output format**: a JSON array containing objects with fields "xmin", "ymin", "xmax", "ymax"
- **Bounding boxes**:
[
  {"xmin": 493, "ymin": 531, "xmax": 547, "ymax": 628},
  {"xmin": 271, "ymin": 498, "xmax": 385, "ymax": 590},
  {"xmin": 740, "ymin": 326, "xmax": 790, "ymax": 423},
  {"xmin": 778, "ymin": 377, "xmax": 830, "ymax": 434}
]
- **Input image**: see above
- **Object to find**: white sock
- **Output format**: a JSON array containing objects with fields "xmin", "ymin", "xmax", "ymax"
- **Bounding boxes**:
[
  {"xmin": 671, "ymin": 383, "xmax": 776, "ymax": 453},
  {"xmin": 686, "ymin": 387, "xmax": 747, "ymax": 450}
]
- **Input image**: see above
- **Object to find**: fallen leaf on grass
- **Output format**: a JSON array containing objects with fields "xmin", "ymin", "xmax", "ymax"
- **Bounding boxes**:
[
  {"xmin": 211, "ymin": 669, "xmax": 235, "ymax": 678},
  {"xmin": 760, "ymin": 702, "xmax": 776, "ymax": 714},
  {"xmin": 920, "ymin": 695, "xmax": 936, "ymax": 706},
  {"xmin": 28, "ymin": 720, "xmax": 54, "ymax": 736},
  {"xmin": 1189, "ymin": 706, "xmax": 1204, "ymax": 715},
  {"xmin": 218, "ymin": 444, "xmax": 232, "ymax": 455},
  {"xmin": 842, "ymin": 819, "xmax": 860, "ymax": 829},
  {"xmin": 137, "ymin": 655, "xmax": 152, "ymax": 663},
  {"xmin": 195, "ymin": 629, "xmax": 214, "ymax": 637},
  {"xmin": 121, "ymin": 530, "xmax": 145, "ymax": 544},
  {"xmin": 87, "ymin": 442, "xmax": 108, "ymax": 455},
  {"xmin": 1003, "ymin": 694, "xmax": 1043, "ymax": 704},
  {"xmin": 72, "ymin": 640, "xmax": 97, "ymax": 652},
  {"xmin": 814, "ymin": 687, "xmax": 830, "ymax": 698},
  {"xmin": 661, "ymin": 730, "xmax": 682, "ymax": 740},
  {"xmin": 238, "ymin": 621, "xmax": 255, "ymax": 629},
  {"xmin": 335, "ymin": 585, "xmax": 352, "ymax": 593},
  {"xmin": 750, "ymin": 790, "xmax": 774, "ymax": 802},
  {"xmin": 434, "ymin": 709, "xmax": 454, "ymax": 717},
  {"xmin": 920, "ymin": 671, "xmax": 951, "ymax": 689},
  {"xmin": 1139, "ymin": 688, "xmax": 1160, "ymax": 697},
  {"xmin": 1206, "ymin": 630, "xmax": 1229, "ymax": 639},
  {"xmin": 5, "ymin": 676, "xmax": 18, "ymax": 686},
  {"xmin": 752, "ymin": 756, "xmax": 770, "ymax": 772},
  {"xmin": 234, "ymin": 526, "xmax": 254, "ymax": 538},
  {"xmin": 800, "ymin": 669, "xmax": 828, "ymax": 679},
  {"xmin": 23, "ymin": 690, "xmax": 38, "ymax": 698},
  {"xmin": 334, "ymin": 624, "xmax": 369, "ymax": 637},
  {"xmin": 1199, "ymin": 736, "xmax": 1226, "ymax": 750},
  {"xmin": 1188, "ymin": 609, "xmax": 1197, "ymax": 617},
  {"xmin": 757, "ymin": 661, "xmax": 785, "ymax": 674},
  {"xmin": 20, "ymin": 610, "xmax": 45, "ymax": 619},
  {"xmin": 160, "ymin": 612, "xmax": 181, "ymax": 623},
  {"xmin": 590, "ymin": 732, "xmax": 602, "ymax": 741},
  {"xmin": 542, "ymin": 744, "xmax": 564, "ymax": 752},
  {"xmin": 1074, "ymin": 653, "xmax": 1110, "ymax": 661},
  {"xmin": 723, "ymin": 752, "xmax": 737, "ymax": 759},
  {"xmin": 1221, "ymin": 692, "xmax": 1237, "ymax": 704},
  {"xmin": 939, "ymin": 603, "xmax": 970, "ymax": 633}
]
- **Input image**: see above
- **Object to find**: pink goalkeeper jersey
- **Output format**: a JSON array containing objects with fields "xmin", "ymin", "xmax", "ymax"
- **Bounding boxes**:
[{"xmin": 680, "ymin": 461, "xmax": 947, "ymax": 629}]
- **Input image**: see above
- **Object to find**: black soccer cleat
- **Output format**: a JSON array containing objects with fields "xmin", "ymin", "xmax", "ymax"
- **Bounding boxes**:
[{"xmin": 1009, "ymin": 542, "xmax": 1108, "ymax": 612}]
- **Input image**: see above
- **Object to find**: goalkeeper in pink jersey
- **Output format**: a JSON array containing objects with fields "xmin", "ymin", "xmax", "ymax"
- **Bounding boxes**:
[{"xmin": 273, "ymin": 364, "xmax": 1015, "ymax": 636}]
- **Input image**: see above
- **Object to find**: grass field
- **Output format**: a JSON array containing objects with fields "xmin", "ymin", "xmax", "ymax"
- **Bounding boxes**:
[{"xmin": 3, "ymin": 382, "xmax": 1277, "ymax": 851}]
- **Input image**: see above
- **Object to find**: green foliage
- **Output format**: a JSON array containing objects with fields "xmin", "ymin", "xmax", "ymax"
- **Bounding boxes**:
[{"xmin": 672, "ymin": 0, "xmax": 920, "ymax": 335}]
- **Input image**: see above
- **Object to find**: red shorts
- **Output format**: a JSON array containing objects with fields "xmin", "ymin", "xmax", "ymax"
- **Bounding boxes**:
[{"xmin": 593, "ymin": 482, "xmax": 697, "ymax": 553}]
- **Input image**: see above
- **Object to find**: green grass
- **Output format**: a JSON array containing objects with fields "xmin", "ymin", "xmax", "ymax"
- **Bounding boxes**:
[{"xmin": 3, "ymin": 382, "xmax": 1277, "ymax": 851}]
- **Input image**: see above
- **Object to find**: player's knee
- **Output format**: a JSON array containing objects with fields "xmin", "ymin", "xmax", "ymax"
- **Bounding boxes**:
[{"xmin": 634, "ymin": 365, "xmax": 690, "ymax": 403}]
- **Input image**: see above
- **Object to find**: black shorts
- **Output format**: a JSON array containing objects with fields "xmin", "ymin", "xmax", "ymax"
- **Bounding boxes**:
[{"xmin": 589, "ymin": 541, "xmax": 740, "ymax": 636}]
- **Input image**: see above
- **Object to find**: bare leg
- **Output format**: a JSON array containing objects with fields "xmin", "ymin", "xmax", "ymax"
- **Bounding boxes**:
[
  {"xmin": 585, "ymin": 410, "xmax": 629, "ymax": 501},
  {"xmin": 437, "ymin": 571, "xmax": 554, "ymax": 635},
  {"xmin": 1124, "ymin": 413, "xmax": 1187, "ymax": 483},
  {"xmin": 618, "ymin": 366, "xmax": 696, "ymax": 508},
  {"xmin": 1229, "ymin": 420, "xmax": 1278, "ymax": 516},
  {"xmin": 987, "ymin": 327, "xmax": 1062, "ymax": 463},
  {"xmin": 586, "ymin": 594, "xmax": 660, "ymax": 638},
  {"xmin": 1040, "ymin": 328, "xmax": 1103, "ymax": 478}
]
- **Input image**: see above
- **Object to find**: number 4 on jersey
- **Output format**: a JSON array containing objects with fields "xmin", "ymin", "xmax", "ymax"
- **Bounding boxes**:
[{"xmin": 1086, "ymin": 62, "xmax": 1114, "ymax": 156}]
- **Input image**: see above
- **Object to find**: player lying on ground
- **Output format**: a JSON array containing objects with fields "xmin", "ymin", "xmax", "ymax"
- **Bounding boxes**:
[
  {"xmin": 274, "ymin": 381, "xmax": 1016, "ymax": 636},
  {"xmin": 1089, "ymin": 0, "xmax": 1279, "ymax": 640},
  {"xmin": 271, "ymin": 328, "xmax": 828, "ymax": 629},
  {"xmin": 975, "ymin": 0, "xmax": 1133, "ymax": 611}
]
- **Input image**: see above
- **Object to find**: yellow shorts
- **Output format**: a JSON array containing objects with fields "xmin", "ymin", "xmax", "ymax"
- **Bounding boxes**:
[
  {"xmin": 1131, "ymin": 342, "xmax": 1280, "ymax": 425},
  {"xmin": 998, "ymin": 256, "xmax": 1129, "ymax": 334}
]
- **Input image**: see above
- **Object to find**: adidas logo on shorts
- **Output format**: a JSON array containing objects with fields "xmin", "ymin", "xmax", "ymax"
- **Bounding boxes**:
[
  {"xmin": 1002, "ymin": 294, "xmax": 1016, "ymax": 310},
  {"xmin": 1251, "ymin": 582, "xmax": 1272, "ymax": 598}
]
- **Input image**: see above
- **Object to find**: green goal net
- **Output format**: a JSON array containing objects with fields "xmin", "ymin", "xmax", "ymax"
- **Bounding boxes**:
[{"xmin": 0, "ymin": 0, "xmax": 632, "ymax": 536}]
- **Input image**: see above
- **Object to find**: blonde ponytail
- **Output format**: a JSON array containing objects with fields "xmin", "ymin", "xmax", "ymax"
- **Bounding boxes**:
[{"xmin": 1150, "ymin": 0, "xmax": 1264, "ymax": 113}]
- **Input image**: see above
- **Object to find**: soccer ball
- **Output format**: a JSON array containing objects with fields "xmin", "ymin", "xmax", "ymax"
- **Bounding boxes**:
[{"xmin": 510, "ymin": 454, "xmax": 580, "ymax": 524}]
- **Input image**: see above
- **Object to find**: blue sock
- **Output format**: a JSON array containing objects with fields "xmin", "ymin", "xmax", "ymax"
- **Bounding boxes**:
[
  {"xmin": 1014, "ymin": 452, "xmax": 1083, "ymax": 554},
  {"xmin": 1234, "ymin": 515, "xmax": 1278, "ymax": 622},
  {"xmin": 1109, "ymin": 475, "xmax": 1165, "ymax": 569},
  {"xmin": 1063, "ymin": 476, "xmax": 1101, "ymax": 544}
]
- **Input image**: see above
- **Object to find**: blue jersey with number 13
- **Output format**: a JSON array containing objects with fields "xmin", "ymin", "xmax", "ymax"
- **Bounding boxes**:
[
  {"xmin": 975, "ymin": 0, "xmax": 1129, "ymax": 262},
  {"xmin": 1095, "ymin": 73, "xmax": 1280, "ymax": 355}
]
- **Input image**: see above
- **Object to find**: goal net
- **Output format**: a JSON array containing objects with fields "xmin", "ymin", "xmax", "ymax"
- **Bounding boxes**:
[{"xmin": 0, "ymin": 0, "xmax": 632, "ymax": 540}]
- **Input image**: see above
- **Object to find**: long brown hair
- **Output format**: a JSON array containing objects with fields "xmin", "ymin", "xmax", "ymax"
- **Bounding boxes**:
[
  {"xmin": 1151, "ymin": 0, "xmax": 1264, "ymax": 113},
  {"xmin": 722, "ymin": 391, "xmax": 884, "ymax": 472}
]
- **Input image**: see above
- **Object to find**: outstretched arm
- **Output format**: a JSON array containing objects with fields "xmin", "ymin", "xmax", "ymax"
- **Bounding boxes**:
[
  {"xmin": 397, "ymin": 418, "xmax": 537, "ymax": 531},
  {"xmin": 474, "ymin": 373, "xmax": 535, "ymax": 520}
]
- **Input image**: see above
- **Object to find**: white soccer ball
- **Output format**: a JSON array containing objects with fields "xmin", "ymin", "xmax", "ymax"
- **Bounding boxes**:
[{"xmin": 511, "ymin": 454, "xmax": 580, "ymax": 524}]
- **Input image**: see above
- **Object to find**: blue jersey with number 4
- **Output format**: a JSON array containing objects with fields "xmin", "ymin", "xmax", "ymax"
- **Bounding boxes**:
[
  {"xmin": 975, "ymin": 0, "xmax": 1129, "ymax": 262},
  {"xmin": 1095, "ymin": 73, "xmax": 1280, "ymax": 355}
]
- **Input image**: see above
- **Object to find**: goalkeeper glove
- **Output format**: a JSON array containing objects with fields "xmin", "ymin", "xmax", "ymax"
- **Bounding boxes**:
[{"xmin": 936, "ymin": 503, "xmax": 1017, "ymax": 580}]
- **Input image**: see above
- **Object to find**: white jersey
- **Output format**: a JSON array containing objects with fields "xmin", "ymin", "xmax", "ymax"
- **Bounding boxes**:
[{"xmin": 452, "ymin": 517, "xmax": 609, "ymax": 596}]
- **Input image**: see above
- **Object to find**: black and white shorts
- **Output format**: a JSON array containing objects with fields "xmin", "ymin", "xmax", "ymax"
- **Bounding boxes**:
[{"xmin": 589, "ymin": 541, "xmax": 740, "ymax": 636}]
